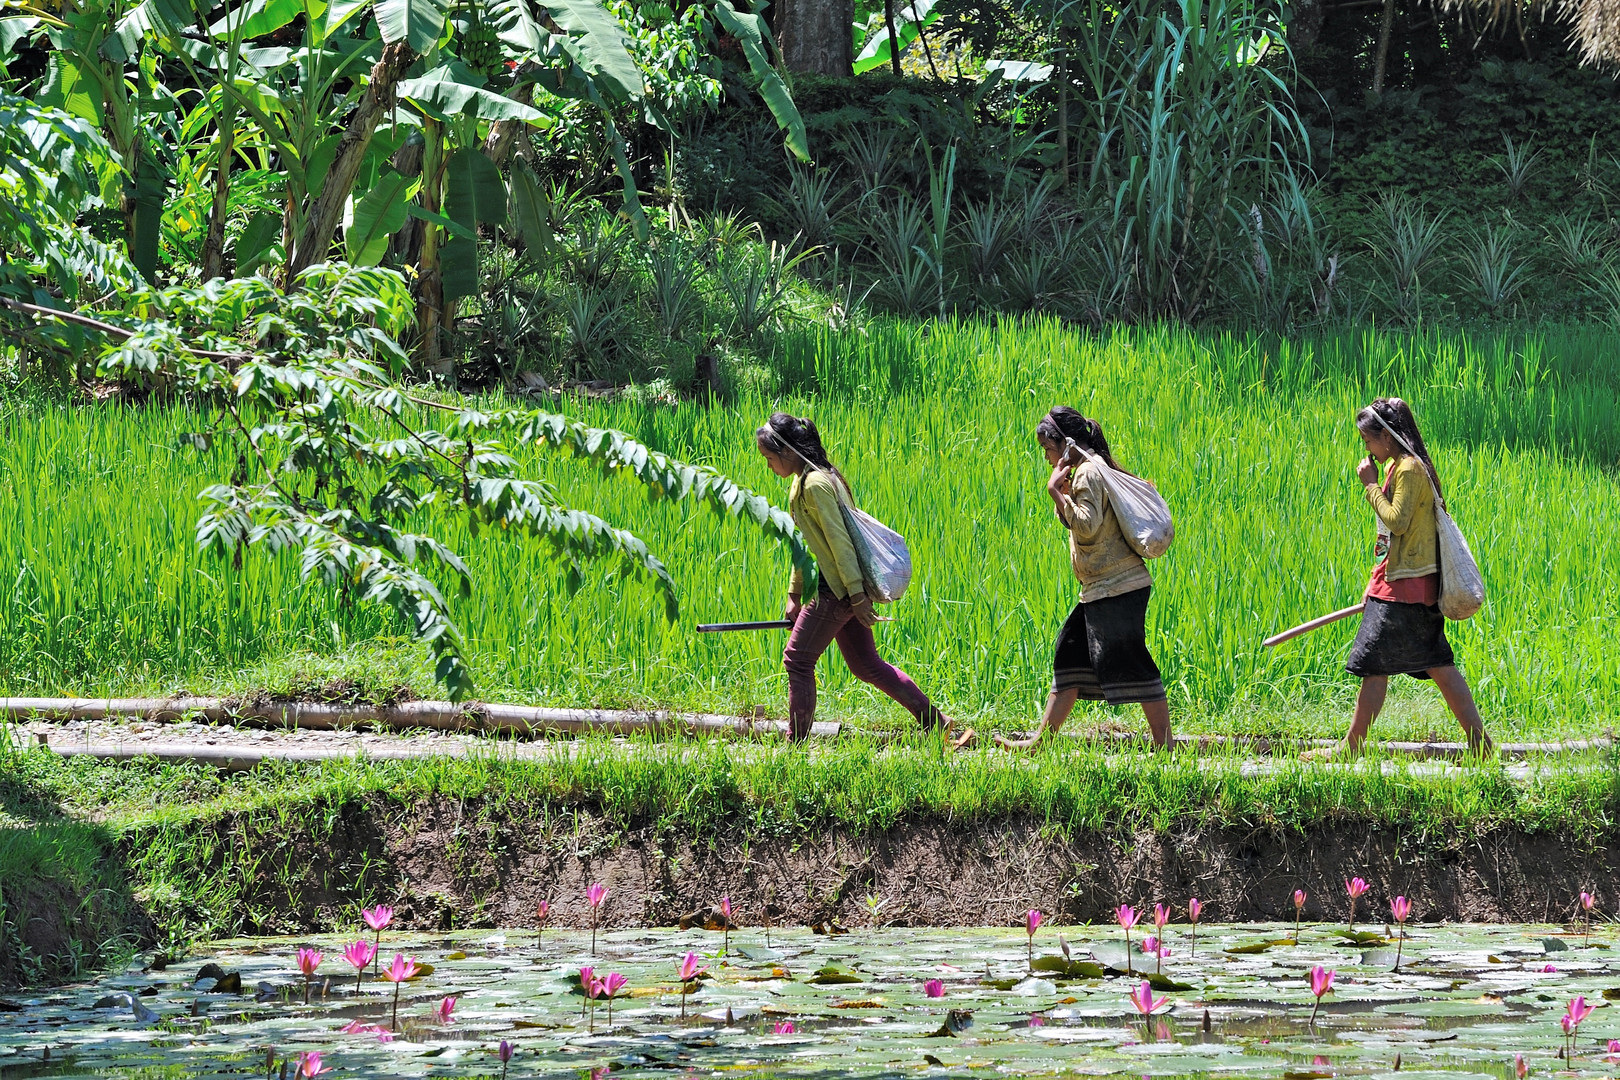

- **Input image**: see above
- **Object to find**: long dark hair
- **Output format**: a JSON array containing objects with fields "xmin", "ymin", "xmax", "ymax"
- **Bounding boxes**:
[
  {"xmin": 1036, "ymin": 406, "xmax": 1134, "ymax": 477},
  {"xmin": 756, "ymin": 412, "xmax": 844, "ymax": 481},
  {"xmin": 1355, "ymin": 397, "xmax": 1442, "ymax": 498}
]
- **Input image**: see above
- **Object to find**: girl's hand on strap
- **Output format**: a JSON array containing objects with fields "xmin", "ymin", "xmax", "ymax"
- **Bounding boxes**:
[
  {"xmin": 849, "ymin": 592, "xmax": 878, "ymax": 628},
  {"xmin": 1048, "ymin": 462, "xmax": 1072, "ymax": 497}
]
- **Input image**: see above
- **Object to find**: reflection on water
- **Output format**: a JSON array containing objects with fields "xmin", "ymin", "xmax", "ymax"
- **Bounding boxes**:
[{"xmin": 0, "ymin": 923, "xmax": 1616, "ymax": 1079}]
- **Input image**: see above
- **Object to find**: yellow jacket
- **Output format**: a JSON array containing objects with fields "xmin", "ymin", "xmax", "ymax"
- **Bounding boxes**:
[
  {"xmin": 1366, "ymin": 455, "xmax": 1439, "ymax": 580},
  {"xmin": 787, "ymin": 469, "xmax": 866, "ymax": 599}
]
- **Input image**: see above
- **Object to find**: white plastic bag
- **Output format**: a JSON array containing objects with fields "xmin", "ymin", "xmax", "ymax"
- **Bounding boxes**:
[
  {"xmin": 1370, "ymin": 417, "xmax": 1485, "ymax": 621},
  {"xmin": 1067, "ymin": 440, "xmax": 1174, "ymax": 560},
  {"xmin": 825, "ymin": 472, "xmax": 913, "ymax": 603}
]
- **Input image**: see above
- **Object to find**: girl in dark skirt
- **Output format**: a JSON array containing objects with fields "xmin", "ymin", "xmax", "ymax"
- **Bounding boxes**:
[
  {"xmin": 995, "ymin": 407, "xmax": 1173, "ymax": 752},
  {"xmin": 1311, "ymin": 398, "xmax": 1493, "ymax": 758}
]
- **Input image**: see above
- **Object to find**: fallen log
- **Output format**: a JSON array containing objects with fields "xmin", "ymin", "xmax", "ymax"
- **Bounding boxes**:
[{"xmin": 0, "ymin": 697, "xmax": 837, "ymax": 740}]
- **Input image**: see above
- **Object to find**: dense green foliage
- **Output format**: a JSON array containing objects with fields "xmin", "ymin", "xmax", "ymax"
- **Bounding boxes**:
[{"xmin": 4, "ymin": 319, "xmax": 1617, "ymax": 739}]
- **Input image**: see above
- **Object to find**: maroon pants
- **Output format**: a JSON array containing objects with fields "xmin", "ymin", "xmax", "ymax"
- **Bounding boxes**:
[{"xmin": 783, "ymin": 591, "xmax": 944, "ymax": 739}]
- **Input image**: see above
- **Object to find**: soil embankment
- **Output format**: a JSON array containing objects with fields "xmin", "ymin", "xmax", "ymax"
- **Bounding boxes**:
[{"xmin": 6, "ymin": 795, "xmax": 1608, "ymax": 986}]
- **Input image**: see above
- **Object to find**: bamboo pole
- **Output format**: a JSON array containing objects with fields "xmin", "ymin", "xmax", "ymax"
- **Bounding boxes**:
[{"xmin": 1263, "ymin": 603, "xmax": 1366, "ymax": 648}]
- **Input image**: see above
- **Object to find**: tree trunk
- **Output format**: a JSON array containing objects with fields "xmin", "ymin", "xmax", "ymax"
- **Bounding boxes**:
[
  {"xmin": 415, "ymin": 120, "xmax": 449, "ymax": 377},
  {"xmin": 1371, "ymin": 0, "xmax": 1397, "ymax": 94},
  {"xmin": 883, "ymin": 0, "xmax": 901, "ymax": 76},
  {"xmin": 200, "ymin": 101, "xmax": 236, "ymax": 282},
  {"xmin": 287, "ymin": 41, "xmax": 416, "ymax": 279},
  {"xmin": 776, "ymin": 0, "xmax": 853, "ymax": 75}
]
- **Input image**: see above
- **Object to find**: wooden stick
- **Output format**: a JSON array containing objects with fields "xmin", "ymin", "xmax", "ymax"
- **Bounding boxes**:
[
  {"xmin": 1263, "ymin": 603, "xmax": 1366, "ymax": 648},
  {"xmin": 696, "ymin": 620, "xmax": 794, "ymax": 633}
]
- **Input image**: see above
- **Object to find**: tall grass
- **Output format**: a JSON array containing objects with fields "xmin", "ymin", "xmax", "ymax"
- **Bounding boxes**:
[{"xmin": 2, "ymin": 320, "xmax": 1618, "ymax": 739}]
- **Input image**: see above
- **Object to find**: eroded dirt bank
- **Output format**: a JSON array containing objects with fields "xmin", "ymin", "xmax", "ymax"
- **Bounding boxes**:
[
  {"xmin": 10, "ymin": 795, "xmax": 1614, "ymax": 985},
  {"xmin": 155, "ymin": 796, "xmax": 1620, "ymax": 932}
]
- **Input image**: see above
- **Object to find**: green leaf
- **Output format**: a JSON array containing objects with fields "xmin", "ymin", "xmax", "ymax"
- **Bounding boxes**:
[
  {"xmin": 347, "ymin": 168, "xmax": 416, "ymax": 266},
  {"xmin": 127, "ymin": 146, "xmax": 170, "ymax": 283},
  {"xmin": 106, "ymin": 0, "xmax": 193, "ymax": 62},
  {"xmin": 405, "ymin": 202, "xmax": 476, "ymax": 240},
  {"xmin": 439, "ymin": 233, "xmax": 480, "ymax": 302},
  {"xmin": 39, "ymin": 54, "xmax": 103, "ymax": 126},
  {"xmin": 374, "ymin": 0, "xmax": 448, "ymax": 54},
  {"xmin": 711, "ymin": 0, "xmax": 807, "ymax": 161},
  {"xmin": 443, "ymin": 146, "xmax": 507, "ymax": 228},
  {"xmin": 0, "ymin": 16, "xmax": 39, "ymax": 56},
  {"xmin": 234, "ymin": 210, "xmax": 281, "ymax": 276},
  {"xmin": 508, "ymin": 161, "xmax": 552, "ymax": 261},
  {"xmin": 538, "ymin": 0, "xmax": 642, "ymax": 100},
  {"xmin": 397, "ymin": 65, "xmax": 551, "ymax": 123},
  {"xmin": 853, "ymin": 0, "xmax": 939, "ymax": 74},
  {"xmin": 209, "ymin": 0, "xmax": 310, "ymax": 39}
]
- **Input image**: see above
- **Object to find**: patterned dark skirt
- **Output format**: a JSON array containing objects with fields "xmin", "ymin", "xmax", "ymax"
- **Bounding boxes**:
[
  {"xmin": 1052, "ymin": 586, "xmax": 1166, "ymax": 705},
  {"xmin": 1346, "ymin": 597, "xmax": 1455, "ymax": 681}
]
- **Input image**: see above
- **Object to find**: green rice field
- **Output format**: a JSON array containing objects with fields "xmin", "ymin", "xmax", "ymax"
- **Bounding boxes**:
[{"xmin": 3, "ymin": 319, "xmax": 1618, "ymax": 742}]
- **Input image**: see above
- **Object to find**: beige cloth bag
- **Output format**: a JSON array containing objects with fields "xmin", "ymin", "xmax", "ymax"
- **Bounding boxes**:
[{"xmin": 1065, "ymin": 439, "xmax": 1175, "ymax": 560}]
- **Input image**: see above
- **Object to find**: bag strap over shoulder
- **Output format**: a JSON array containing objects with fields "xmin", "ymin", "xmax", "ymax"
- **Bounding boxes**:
[{"xmin": 1370, "ymin": 414, "xmax": 1447, "ymax": 513}]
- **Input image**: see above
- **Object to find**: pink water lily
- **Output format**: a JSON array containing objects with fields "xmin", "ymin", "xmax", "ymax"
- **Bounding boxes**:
[
  {"xmin": 677, "ymin": 952, "xmax": 706, "ymax": 1018},
  {"xmin": 1390, "ymin": 896, "xmax": 1412, "ymax": 970},
  {"xmin": 1609, "ymin": 1039, "xmax": 1620, "ymax": 1057},
  {"xmin": 1116, "ymin": 904, "xmax": 1139, "ymax": 974},
  {"xmin": 362, "ymin": 904, "xmax": 394, "ymax": 973},
  {"xmin": 586, "ymin": 882, "xmax": 607, "ymax": 955},
  {"xmin": 721, "ymin": 895, "xmax": 734, "ymax": 951},
  {"xmin": 498, "ymin": 1039, "xmax": 514, "ymax": 1080},
  {"xmin": 1562, "ymin": 994, "xmax": 1594, "ymax": 1055},
  {"xmin": 1345, "ymin": 878, "xmax": 1369, "ymax": 931},
  {"xmin": 296, "ymin": 948, "xmax": 323, "ymax": 1004},
  {"xmin": 1154, "ymin": 903, "xmax": 1169, "ymax": 930},
  {"xmin": 381, "ymin": 954, "xmax": 419, "ymax": 1027},
  {"xmin": 435, "ymin": 996, "xmax": 456, "ymax": 1025},
  {"xmin": 1293, "ymin": 889, "xmax": 1307, "ymax": 941},
  {"xmin": 1308, "ymin": 965, "xmax": 1335, "ymax": 1023},
  {"xmin": 1515, "ymin": 1053, "xmax": 1527, "ymax": 1078},
  {"xmin": 1543, "ymin": 964, "xmax": 1558, "ymax": 973},
  {"xmin": 577, "ymin": 966, "xmax": 595, "ymax": 1017},
  {"xmin": 602, "ymin": 972, "xmax": 628, "ymax": 1023},
  {"xmin": 341, "ymin": 939, "xmax": 374, "ymax": 994},
  {"xmin": 536, "ymin": 899, "xmax": 551, "ymax": 953},
  {"xmin": 1025, "ymin": 910, "xmax": 1043, "ymax": 964},
  {"xmin": 1187, "ymin": 897, "xmax": 1203, "ymax": 956},
  {"xmin": 298, "ymin": 1051, "xmax": 330, "ymax": 1077},
  {"xmin": 1580, "ymin": 891, "xmax": 1597, "ymax": 941},
  {"xmin": 1129, "ymin": 980, "xmax": 1167, "ymax": 1017},
  {"xmin": 1029, "ymin": 1013, "xmax": 1046, "ymax": 1028},
  {"xmin": 773, "ymin": 1021, "xmax": 796, "ymax": 1034},
  {"xmin": 924, "ymin": 979, "xmax": 945, "ymax": 998}
]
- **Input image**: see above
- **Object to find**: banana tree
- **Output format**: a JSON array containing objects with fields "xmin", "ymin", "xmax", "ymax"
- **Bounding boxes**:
[{"xmin": 11, "ymin": 0, "xmax": 180, "ymax": 280}]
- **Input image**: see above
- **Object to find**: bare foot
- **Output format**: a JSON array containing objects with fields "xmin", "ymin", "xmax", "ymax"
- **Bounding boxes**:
[
  {"xmin": 993, "ymin": 731, "xmax": 1047, "ymax": 753},
  {"xmin": 949, "ymin": 727, "xmax": 978, "ymax": 752},
  {"xmin": 1301, "ymin": 744, "xmax": 1357, "ymax": 763}
]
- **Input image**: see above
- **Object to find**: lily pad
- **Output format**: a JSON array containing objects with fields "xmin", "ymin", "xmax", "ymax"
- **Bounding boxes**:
[
  {"xmin": 1542, "ymin": 937, "xmax": 1570, "ymax": 953},
  {"xmin": 1030, "ymin": 956, "xmax": 1107, "ymax": 979},
  {"xmin": 1227, "ymin": 939, "xmax": 1296, "ymax": 954},
  {"xmin": 807, "ymin": 966, "xmax": 862, "ymax": 985}
]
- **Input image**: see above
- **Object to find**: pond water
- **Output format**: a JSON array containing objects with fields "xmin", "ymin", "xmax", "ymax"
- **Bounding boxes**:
[{"xmin": 3, "ymin": 922, "xmax": 1618, "ymax": 1079}]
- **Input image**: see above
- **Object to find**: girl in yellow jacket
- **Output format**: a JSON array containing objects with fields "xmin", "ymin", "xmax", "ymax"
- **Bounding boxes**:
[
  {"xmin": 755, "ymin": 412, "xmax": 955, "ymax": 742},
  {"xmin": 1321, "ymin": 398, "xmax": 1493, "ymax": 757}
]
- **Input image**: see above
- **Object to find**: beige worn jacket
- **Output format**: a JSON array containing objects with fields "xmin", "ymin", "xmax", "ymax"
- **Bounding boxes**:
[{"xmin": 1055, "ymin": 460, "xmax": 1152, "ymax": 602}]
